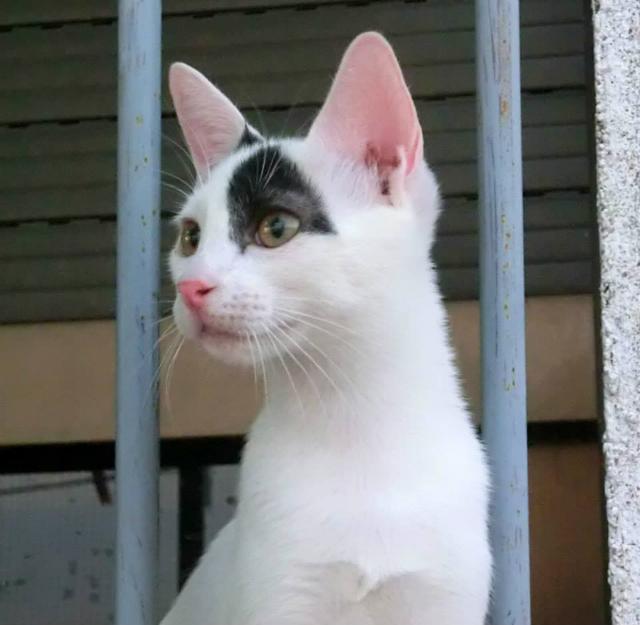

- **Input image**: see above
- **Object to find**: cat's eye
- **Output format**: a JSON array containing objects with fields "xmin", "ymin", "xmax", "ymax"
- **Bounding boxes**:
[
  {"xmin": 255, "ymin": 211, "xmax": 300, "ymax": 248},
  {"xmin": 179, "ymin": 219, "xmax": 200, "ymax": 256}
]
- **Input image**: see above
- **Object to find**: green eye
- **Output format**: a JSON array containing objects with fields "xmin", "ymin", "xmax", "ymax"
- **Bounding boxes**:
[
  {"xmin": 179, "ymin": 219, "xmax": 200, "ymax": 256},
  {"xmin": 255, "ymin": 211, "xmax": 300, "ymax": 248}
]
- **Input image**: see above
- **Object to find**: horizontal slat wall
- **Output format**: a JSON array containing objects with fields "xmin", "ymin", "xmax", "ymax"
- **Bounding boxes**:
[
  {"xmin": 0, "ymin": 0, "xmax": 352, "ymax": 26},
  {"xmin": 0, "ymin": 263, "xmax": 595, "ymax": 324},
  {"xmin": 0, "ymin": 3, "xmax": 585, "ymax": 123},
  {"xmin": 0, "ymin": 0, "xmax": 584, "ymax": 29},
  {"xmin": 0, "ymin": 0, "xmax": 593, "ymax": 323},
  {"xmin": 0, "ymin": 216, "xmax": 594, "ymax": 324},
  {"xmin": 0, "ymin": 93, "xmax": 589, "ymax": 222}
]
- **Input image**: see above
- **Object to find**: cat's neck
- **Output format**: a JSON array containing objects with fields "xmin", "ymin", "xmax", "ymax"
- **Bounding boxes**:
[{"xmin": 251, "ymin": 267, "xmax": 467, "ymax": 450}]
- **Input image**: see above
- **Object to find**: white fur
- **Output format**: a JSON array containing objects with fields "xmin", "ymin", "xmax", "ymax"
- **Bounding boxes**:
[{"xmin": 161, "ymin": 133, "xmax": 491, "ymax": 624}]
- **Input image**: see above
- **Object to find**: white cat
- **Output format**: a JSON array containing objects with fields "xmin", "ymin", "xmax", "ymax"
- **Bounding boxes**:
[{"xmin": 161, "ymin": 32, "xmax": 491, "ymax": 625}]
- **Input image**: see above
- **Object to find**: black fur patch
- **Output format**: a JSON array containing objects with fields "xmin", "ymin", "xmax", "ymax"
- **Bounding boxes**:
[
  {"xmin": 237, "ymin": 125, "xmax": 262, "ymax": 149},
  {"xmin": 227, "ymin": 145, "xmax": 334, "ymax": 249}
]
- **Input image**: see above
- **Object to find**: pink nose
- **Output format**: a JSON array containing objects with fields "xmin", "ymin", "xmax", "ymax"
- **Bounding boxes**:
[{"xmin": 178, "ymin": 280, "xmax": 215, "ymax": 311}]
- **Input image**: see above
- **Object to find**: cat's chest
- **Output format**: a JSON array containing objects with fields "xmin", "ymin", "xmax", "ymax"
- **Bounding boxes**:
[
  {"xmin": 236, "ymin": 443, "xmax": 448, "ymax": 581},
  {"xmin": 239, "ymin": 410, "xmax": 452, "ymax": 524},
  {"xmin": 238, "ymin": 488, "xmax": 446, "ymax": 590}
]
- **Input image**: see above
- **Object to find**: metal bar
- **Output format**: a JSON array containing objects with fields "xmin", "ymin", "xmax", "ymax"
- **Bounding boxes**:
[
  {"xmin": 115, "ymin": 1, "xmax": 162, "ymax": 624},
  {"xmin": 476, "ymin": 2, "xmax": 531, "ymax": 625},
  {"xmin": 178, "ymin": 465, "xmax": 206, "ymax": 587}
]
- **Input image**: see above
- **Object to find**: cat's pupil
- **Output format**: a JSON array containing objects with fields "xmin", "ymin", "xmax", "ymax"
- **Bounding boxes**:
[
  {"xmin": 188, "ymin": 227, "xmax": 199, "ymax": 246},
  {"xmin": 179, "ymin": 219, "xmax": 200, "ymax": 256},
  {"xmin": 269, "ymin": 216, "xmax": 285, "ymax": 239}
]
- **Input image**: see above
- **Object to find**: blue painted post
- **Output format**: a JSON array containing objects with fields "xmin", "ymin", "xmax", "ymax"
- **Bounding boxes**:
[
  {"xmin": 476, "ymin": 1, "xmax": 531, "ymax": 625},
  {"xmin": 115, "ymin": 1, "xmax": 162, "ymax": 624}
]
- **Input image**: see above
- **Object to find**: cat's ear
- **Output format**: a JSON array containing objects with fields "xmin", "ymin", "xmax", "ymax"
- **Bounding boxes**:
[
  {"xmin": 169, "ymin": 62, "xmax": 254, "ymax": 177},
  {"xmin": 308, "ymin": 32, "xmax": 423, "ymax": 197}
]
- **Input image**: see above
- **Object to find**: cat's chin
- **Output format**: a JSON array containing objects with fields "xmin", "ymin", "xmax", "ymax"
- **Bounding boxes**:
[
  {"xmin": 195, "ymin": 324, "xmax": 302, "ymax": 369},
  {"xmin": 194, "ymin": 331, "xmax": 257, "ymax": 367}
]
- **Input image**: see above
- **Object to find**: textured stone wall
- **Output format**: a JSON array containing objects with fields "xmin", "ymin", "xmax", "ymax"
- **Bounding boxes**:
[{"xmin": 592, "ymin": 2, "xmax": 640, "ymax": 624}]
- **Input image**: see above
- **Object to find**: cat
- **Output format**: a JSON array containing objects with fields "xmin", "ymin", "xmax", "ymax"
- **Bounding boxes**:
[{"xmin": 161, "ymin": 32, "xmax": 491, "ymax": 625}]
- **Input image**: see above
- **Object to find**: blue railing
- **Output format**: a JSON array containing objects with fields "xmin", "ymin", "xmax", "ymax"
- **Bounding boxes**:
[
  {"xmin": 476, "ymin": 1, "xmax": 531, "ymax": 624},
  {"xmin": 114, "ymin": 1, "xmax": 531, "ymax": 624},
  {"xmin": 115, "ymin": 1, "xmax": 162, "ymax": 624}
]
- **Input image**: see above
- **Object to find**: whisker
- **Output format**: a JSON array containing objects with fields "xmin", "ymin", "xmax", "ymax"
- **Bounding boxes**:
[
  {"xmin": 151, "ymin": 313, "xmax": 175, "ymax": 327},
  {"xmin": 149, "ymin": 330, "xmax": 181, "ymax": 414},
  {"xmin": 232, "ymin": 82, "xmax": 273, "ymax": 135},
  {"xmin": 291, "ymin": 107, "xmax": 317, "ymax": 137},
  {"xmin": 252, "ymin": 326, "xmax": 270, "ymax": 403},
  {"xmin": 260, "ymin": 322, "xmax": 305, "ymax": 418},
  {"xmin": 161, "ymin": 180, "xmax": 190, "ymax": 200},
  {"xmin": 163, "ymin": 335, "xmax": 185, "ymax": 421},
  {"xmin": 263, "ymin": 148, "xmax": 285, "ymax": 188},
  {"xmin": 257, "ymin": 140, "xmax": 269, "ymax": 188},
  {"xmin": 270, "ymin": 324, "xmax": 327, "ymax": 416},
  {"xmin": 244, "ymin": 100, "xmax": 268, "ymax": 137},
  {"xmin": 274, "ymin": 305, "xmax": 367, "ymax": 339},
  {"xmin": 155, "ymin": 324, "xmax": 178, "ymax": 350},
  {"xmin": 259, "ymin": 143, "xmax": 276, "ymax": 186},
  {"xmin": 162, "ymin": 131, "xmax": 197, "ymax": 186},
  {"xmin": 160, "ymin": 169, "xmax": 192, "ymax": 192},
  {"xmin": 244, "ymin": 329, "xmax": 259, "ymax": 396},
  {"xmin": 274, "ymin": 309, "xmax": 368, "ymax": 359},
  {"xmin": 277, "ymin": 294, "xmax": 348, "ymax": 308},
  {"xmin": 274, "ymin": 322, "xmax": 348, "ymax": 405},
  {"xmin": 285, "ymin": 321, "xmax": 366, "ymax": 407},
  {"xmin": 277, "ymin": 77, "xmax": 314, "ymax": 138}
]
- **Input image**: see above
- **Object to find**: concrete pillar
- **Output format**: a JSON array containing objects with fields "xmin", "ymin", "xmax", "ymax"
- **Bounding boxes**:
[{"xmin": 592, "ymin": 2, "xmax": 640, "ymax": 623}]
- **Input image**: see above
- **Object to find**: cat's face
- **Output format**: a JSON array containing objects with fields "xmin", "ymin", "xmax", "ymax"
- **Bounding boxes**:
[{"xmin": 168, "ymin": 33, "xmax": 439, "ymax": 366}]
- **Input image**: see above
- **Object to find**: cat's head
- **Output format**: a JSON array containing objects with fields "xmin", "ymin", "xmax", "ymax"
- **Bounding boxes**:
[{"xmin": 168, "ymin": 32, "xmax": 440, "ymax": 366}]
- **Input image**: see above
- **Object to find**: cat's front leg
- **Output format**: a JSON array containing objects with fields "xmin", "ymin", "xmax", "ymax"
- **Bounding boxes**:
[{"xmin": 160, "ymin": 520, "xmax": 238, "ymax": 625}]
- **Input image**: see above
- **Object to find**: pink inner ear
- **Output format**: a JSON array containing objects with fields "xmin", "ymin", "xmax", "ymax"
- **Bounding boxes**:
[
  {"xmin": 308, "ymin": 32, "xmax": 423, "ymax": 175},
  {"xmin": 169, "ymin": 63, "xmax": 246, "ymax": 177}
]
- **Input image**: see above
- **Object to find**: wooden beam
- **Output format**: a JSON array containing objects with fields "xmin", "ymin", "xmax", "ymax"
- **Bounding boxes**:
[{"xmin": 0, "ymin": 295, "xmax": 598, "ymax": 445}]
